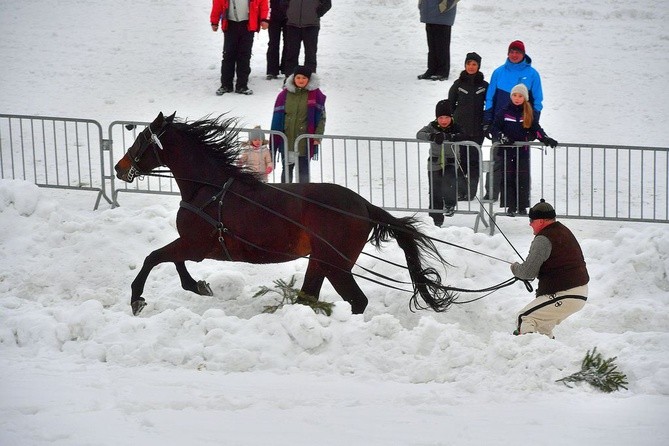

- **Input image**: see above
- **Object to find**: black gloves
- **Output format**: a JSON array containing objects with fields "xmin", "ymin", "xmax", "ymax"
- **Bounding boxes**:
[
  {"xmin": 431, "ymin": 132, "xmax": 445, "ymax": 144},
  {"xmin": 482, "ymin": 123, "xmax": 492, "ymax": 140},
  {"xmin": 430, "ymin": 132, "xmax": 453, "ymax": 144},
  {"xmin": 540, "ymin": 136, "xmax": 558, "ymax": 148}
]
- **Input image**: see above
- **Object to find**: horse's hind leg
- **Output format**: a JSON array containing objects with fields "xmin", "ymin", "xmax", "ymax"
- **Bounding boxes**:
[
  {"xmin": 326, "ymin": 270, "xmax": 369, "ymax": 314},
  {"xmin": 175, "ymin": 261, "xmax": 213, "ymax": 296}
]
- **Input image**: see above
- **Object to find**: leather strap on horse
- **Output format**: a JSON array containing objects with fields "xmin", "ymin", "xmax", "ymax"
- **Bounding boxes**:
[{"xmin": 180, "ymin": 178, "xmax": 235, "ymax": 261}]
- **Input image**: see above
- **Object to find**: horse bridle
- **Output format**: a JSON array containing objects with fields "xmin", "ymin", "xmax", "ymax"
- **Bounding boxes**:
[{"xmin": 125, "ymin": 124, "xmax": 167, "ymax": 182}]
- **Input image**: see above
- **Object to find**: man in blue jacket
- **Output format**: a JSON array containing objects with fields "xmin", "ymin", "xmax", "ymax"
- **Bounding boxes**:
[{"xmin": 482, "ymin": 40, "xmax": 544, "ymax": 200}]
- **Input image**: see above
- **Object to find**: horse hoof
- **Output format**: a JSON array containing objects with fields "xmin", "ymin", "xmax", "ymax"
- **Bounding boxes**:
[
  {"xmin": 197, "ymin": 280, "xmax": 213, "ymax": 296},
  {"xmin": 131, "ymin": 298, "xmax": 147, "ymax": 316}
]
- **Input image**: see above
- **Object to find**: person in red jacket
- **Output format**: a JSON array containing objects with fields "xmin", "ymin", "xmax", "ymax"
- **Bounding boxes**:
[
  {"xmin": 211, "ymin": 0, "xmax": 269, "ymax": 95},
  {"xmin": 510, "ymin": 199, "xmax": 589, "ymax": 338}
]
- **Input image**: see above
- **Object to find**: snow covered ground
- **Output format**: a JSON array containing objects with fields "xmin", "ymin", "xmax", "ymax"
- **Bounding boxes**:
[{"xmin": 1, "ymin": 0, "xmax": 668, "ymax": 445}]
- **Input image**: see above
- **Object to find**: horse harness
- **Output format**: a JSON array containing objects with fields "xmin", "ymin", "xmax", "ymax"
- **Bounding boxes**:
[
  {"xmin": 126, "ymin": 123, "xmax": 169, "ymax": 182},
  {"xmin": 179, "ymin": 177, "xmax": 236, "ymax": 261}
]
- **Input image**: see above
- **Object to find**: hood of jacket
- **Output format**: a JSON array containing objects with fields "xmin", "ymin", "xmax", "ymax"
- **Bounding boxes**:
[{"xmin": 284, "ymin": 72, "xmax": 321, "ymax": 93}]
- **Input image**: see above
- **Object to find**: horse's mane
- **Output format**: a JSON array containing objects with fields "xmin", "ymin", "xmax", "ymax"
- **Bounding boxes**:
[{"xmin": 172, "ymin": 114, "xmax": 262, "ymax": 183}]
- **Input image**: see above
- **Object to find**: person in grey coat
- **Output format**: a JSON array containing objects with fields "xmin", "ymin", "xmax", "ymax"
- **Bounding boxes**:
[
  {"xmin": 283, "ymin": 0, "xmax": 332, "ymax": 75},
  {"xmin": 417, "ymin": 0, "xmax": 458, "ymax": 81},
  {"xmin": 416, "ymin": 99, "xmax": 470, "ymax": 226}
]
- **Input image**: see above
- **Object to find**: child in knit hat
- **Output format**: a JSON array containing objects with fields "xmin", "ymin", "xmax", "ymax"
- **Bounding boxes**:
[
  {"xmin": 270, "ymin": 65, "xmax": 326, "ymax": 183},
  {"xmin": 489, "ymin": 84, "xmax": 558, "ymax": 216},
  {"xmin": 238, "ymin": 127, "xmax": 274, "ymax": 182},
  {"xmin": 416, "ymin": 99, "xmax": 471, "ymax": 226}
]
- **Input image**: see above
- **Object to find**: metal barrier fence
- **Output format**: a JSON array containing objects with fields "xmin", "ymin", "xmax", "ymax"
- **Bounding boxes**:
[
  {"xmin": 294, "ymin": 133, "xmax": 485, "ymax": 219},
  {"xmin": 480, "ymin": 142, "xmax": 669, "ymax": 234},
  {"xmin": 0, "ymin": 114, "xmax": 112, "ymax": 209},
  {"xmin": 2, "ymin": 112, "xmax": 667, "ymax": 234}
]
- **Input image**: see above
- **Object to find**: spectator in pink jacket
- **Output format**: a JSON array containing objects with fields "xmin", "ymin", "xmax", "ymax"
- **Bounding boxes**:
[{"xmin": 238, "ymin": 127, "xmax": 274, "ymax": 182}]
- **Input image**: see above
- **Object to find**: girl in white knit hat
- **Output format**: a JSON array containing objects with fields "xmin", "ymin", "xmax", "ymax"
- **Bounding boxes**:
[{"xmin": 489, "ymin": 84, "xmax": 558, "ymax": 216}]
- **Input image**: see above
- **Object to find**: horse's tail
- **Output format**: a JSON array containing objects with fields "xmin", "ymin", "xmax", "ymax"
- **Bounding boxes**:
[{"xmin": 366, "ymin": 204, "xmax": 457, "ymax": 312}]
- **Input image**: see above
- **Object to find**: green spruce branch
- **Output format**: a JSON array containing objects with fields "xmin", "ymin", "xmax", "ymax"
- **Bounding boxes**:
[
  {"xmin": 253, "ymin": 276, "xmax": 334, "ymax": 316},
  {"xmin": 556, "ymin": 347, "xmax": 629, "ymax": 392}
]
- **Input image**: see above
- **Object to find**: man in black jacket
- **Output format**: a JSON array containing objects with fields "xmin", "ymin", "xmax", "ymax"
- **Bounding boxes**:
[{"xmin": 283, "ymin": 0, "xmax": 332, "ymax": 75}]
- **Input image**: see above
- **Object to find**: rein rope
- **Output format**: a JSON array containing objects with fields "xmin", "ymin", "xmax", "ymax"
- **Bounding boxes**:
[{"xmin": 452, "ymin": 153, "xmax": 526, "ymax": 262}]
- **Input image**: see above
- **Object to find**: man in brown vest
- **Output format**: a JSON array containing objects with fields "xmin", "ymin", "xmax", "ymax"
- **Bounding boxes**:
[{"xmin": 510, "ymin": 199, "xmax": 589, "ymax": 337}]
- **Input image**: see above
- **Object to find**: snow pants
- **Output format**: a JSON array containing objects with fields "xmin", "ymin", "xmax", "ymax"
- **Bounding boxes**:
[
  {"xmin": 221, "ymin": 20, "xmax": 254, "ymax": 91},
  {"xmin": 517, "ymin": 284, "xmax": 588, "ymax": 338}
]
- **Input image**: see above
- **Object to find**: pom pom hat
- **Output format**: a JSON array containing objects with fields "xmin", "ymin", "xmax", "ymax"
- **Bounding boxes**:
[
  {"xmin": 510, "ymin": 83, "xmax": 529, "ymax": 102},
  {"xmin": 529, "ymin": 199, "xmax": 556, "ymax": 220},
  {"xmin": 435, "ymin": 99, "xmax": 452, "ymax": 118}
]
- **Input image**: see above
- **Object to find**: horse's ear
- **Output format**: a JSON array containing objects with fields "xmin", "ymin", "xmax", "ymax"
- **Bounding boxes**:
[
  {"xmin": 166, "ymin": 112, "xmax": 176, "ymax": 123},
  {"xmin": 153, "ymin": 112, "xmax": 165, "ymax": 128}
]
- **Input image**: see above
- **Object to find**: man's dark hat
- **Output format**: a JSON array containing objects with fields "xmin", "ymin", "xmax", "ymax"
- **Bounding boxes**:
[{"xmin": 529, "ymin": 199, "xmax": 556, "ymax": 220}]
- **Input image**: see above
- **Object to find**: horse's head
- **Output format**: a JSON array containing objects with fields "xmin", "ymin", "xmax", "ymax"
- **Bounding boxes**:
[{"xmin": 114, "ymin": 111, "xmax": 176, "ymax": 182}]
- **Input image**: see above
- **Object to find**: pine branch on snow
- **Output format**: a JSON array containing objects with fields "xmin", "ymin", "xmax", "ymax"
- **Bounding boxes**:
[
  {"xmin": 253, "ymin": 276, "xmax": 334, "ymax": 316},
  {"xmin": 556, "ymin": 347, "xmax": 629, "ymax": 392}
]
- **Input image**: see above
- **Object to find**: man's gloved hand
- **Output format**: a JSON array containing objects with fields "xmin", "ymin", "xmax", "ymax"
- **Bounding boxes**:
[
  {"xmin": 499, "ymin": 133, "xmax": 514, "ymax": 145},
  {"xmin": 431, "ymin": 132, "xmax": 445, "ymax": 145},
  {"xmin": 540, "ymin": 136, "xmax": 558, "ymax": 148},
  {"xmin": 265, "ymin": 166, "xmax": 273, "ymax": 174}
]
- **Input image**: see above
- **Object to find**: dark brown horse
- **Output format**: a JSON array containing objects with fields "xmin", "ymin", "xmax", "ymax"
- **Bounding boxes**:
[{"xmin": 114, "ymin": 112, "xmax": 457, "ymax": 316}]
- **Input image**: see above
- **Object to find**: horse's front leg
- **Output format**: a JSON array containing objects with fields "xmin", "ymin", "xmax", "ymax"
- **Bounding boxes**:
[
  {"xmin": 175, "ymin": 261, "xmax": 213, "ymax": 296},
  {"xmin": 130, "ymin": 238, "xmax": 204, "ymax": 316}
]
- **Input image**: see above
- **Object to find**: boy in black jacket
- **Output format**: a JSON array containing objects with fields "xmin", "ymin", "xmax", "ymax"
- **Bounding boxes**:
[{"xmin": 416, "ymin": 99, "xmax": 471, "ymax": 226}]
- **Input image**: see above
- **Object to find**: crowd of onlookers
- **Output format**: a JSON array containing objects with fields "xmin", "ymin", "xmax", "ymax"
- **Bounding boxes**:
[{"xmin": 212, "ymin": 1, "xmax": 558, "ymax": 219}]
